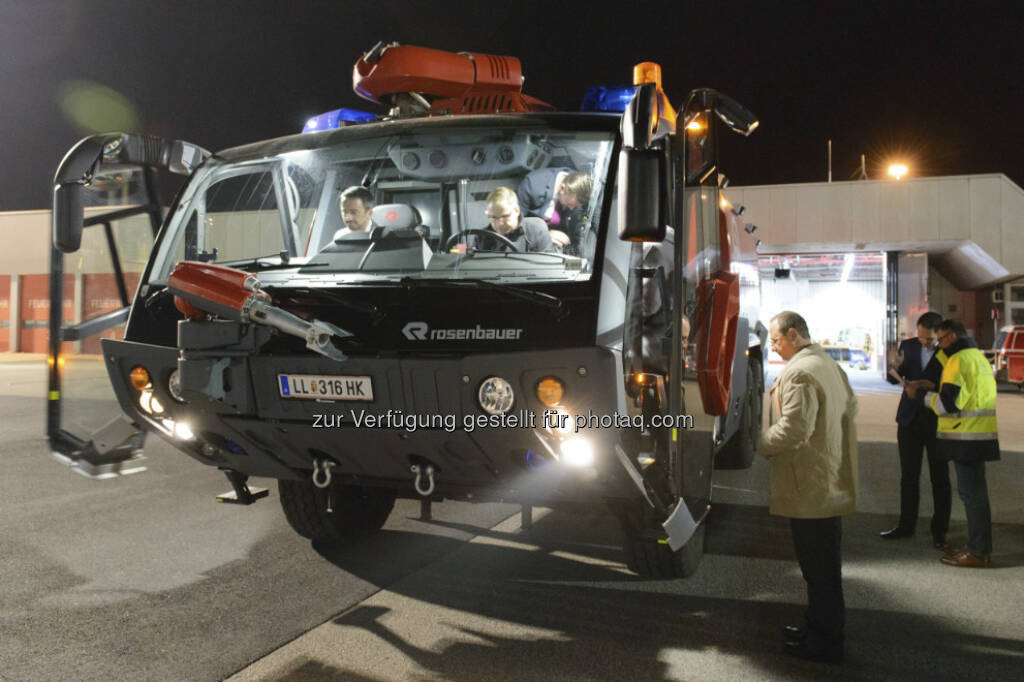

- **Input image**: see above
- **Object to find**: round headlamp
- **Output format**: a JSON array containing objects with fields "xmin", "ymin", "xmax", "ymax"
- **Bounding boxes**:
[
  {"xmin": 478, "ymin": 376, "xmax": 514, "ymax": 415},
  {"xmin": 168, "ymin": 369, "xmax": 185, "ymax": 403}
]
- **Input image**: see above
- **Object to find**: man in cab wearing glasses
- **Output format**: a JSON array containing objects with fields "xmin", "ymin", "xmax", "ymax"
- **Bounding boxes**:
[{"xmin": 469, "ymin": 187, "xmax": 554, "ymax": 253}]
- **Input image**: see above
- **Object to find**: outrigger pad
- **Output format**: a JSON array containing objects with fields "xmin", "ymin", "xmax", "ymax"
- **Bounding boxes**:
[{"xmin": 52, "ymin": 416, "xmax": 147, "ymax": 480}]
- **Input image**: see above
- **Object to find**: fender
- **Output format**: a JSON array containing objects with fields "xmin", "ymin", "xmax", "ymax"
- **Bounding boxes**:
[{"xmin": 694, "ymin": 270, "xmax": 740, "ymax": 415}]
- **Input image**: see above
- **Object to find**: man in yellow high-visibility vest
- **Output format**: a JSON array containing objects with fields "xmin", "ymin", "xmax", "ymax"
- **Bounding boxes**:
[{"xmin": 916, "ymin": 319, "xmax": 1000, "ymax": 567}]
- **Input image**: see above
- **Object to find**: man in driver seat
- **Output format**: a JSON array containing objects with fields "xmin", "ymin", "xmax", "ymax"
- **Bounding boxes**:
[{"xmin": 468, "ymin": 187, "xmax": 554, "ymax": 253}]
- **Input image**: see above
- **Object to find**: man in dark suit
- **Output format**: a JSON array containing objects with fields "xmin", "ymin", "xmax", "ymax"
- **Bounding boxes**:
[{"xmin": 880, "ymin": 311, "xmax": 951, "ymax": 547}]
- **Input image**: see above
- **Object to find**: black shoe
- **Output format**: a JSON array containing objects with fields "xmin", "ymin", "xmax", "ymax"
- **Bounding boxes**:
[
  {"xmin": 784, "ymin": 639, "xmax": 844, "ymax": 664},
  {"xmin": 782, "ymin": 624, "xmax": 807, "ymax": 642},
  {"xmin": 879, "ymin": 527, "xmax": 914, "ymax": 539},
  {"xmin": 932, "ymin": 536, "xmax": 948, "ymax": 550}
]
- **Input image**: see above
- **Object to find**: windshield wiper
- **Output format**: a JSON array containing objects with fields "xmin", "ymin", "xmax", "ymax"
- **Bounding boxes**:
[
  {"xmin": 397, "ymin": 276, "xmax": 566, "ymax": 318},
  {"xmin": 453, "ymin": 249, "xmax": 576, "ymax": 264},
  {"xmin": 217, "ymin": 253, "xmax": 329, "ymax": 272},
  {"xmin": 271, "ymin": 286, "xmax": 387, "ymax": 326}
]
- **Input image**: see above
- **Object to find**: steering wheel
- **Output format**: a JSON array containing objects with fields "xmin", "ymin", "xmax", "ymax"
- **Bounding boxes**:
[{"xmin": 445, "ymin": 229, "xmax": 521, "ymax": 253}]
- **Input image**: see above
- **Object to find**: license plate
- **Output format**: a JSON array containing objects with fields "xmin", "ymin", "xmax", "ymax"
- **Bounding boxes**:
[{"xmin": 277, "ymin": 374, "xmax": 373, "ymax": 401}]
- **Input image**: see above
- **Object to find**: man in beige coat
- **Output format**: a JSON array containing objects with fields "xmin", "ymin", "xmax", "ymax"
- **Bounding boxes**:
[{"xmin": 759, "ymin": 311, "xmax": 858, "ymax": 664}]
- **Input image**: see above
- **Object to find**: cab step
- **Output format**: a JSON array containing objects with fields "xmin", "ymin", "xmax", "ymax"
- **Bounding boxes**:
[{"xmin": 216, "ymin": 469, "xmax": 269, "ymax": 505}]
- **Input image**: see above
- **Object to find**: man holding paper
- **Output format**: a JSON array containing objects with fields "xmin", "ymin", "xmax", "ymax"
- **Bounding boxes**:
[{"xmin": 880, "ymin": 312, "xmax": 950, "ymax": 548}]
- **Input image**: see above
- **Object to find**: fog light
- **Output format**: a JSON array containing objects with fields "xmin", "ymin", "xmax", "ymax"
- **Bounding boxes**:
[
  {"xmin": 561, "ymin": 437, "xmax": 594, "ymax": 467},
  {"xmin": 172, "ymin": 420, "xmax": 195, "ymax": 440},
  {"xmin": 478, "ymin": 376, "xmax": 514, "ymax": 415},
  {"xmin": 130, "ymin": 366, "xmax": 152, "ymax": 390}
]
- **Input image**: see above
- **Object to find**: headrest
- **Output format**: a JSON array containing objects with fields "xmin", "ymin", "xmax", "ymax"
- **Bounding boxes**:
[{"xmin": 371, "ymin": 203, "xmax": 420, "ymax": 230}]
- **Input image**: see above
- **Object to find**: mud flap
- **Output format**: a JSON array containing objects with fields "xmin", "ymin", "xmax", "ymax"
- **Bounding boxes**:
[
  {"xmin": 663, "ymin": 499, "xmax": 707, "ymax": 551},
  {"xmin": 613, "ymin": 444, "xmax": 662, "ymax": 512},
  {"xmin": 52, "ymin": 416, "xmax": 147, "ymax": 479}
]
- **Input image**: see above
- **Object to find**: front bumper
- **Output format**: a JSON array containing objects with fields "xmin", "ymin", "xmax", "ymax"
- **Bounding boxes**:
[{"xmin": 103, "ymin": 339, "xmax": 637, "ymax": 504}]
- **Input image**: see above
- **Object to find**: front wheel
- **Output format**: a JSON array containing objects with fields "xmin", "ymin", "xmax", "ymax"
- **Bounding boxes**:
[
  {"xmin": 278, "ymin": 479, "xmax": 395, "ymax": 544},
  {"xmin": 623, "ymin": 522, "xmax": 706, "ymax": 579}
]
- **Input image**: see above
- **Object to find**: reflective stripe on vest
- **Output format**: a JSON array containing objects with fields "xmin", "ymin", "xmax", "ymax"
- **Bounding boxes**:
[
  {"xmin": 958, "ymin": 409, "xmax": 996, "ymax": 418},
  {"xmin": 936, "ymin": 431, "xmax": 999, "ymax": 441}
]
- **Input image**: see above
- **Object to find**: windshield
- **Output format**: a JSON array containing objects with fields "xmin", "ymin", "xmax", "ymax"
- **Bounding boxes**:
[{"xmin": 150, "ymin": 125, "xmax": 614, "ymax": 285}]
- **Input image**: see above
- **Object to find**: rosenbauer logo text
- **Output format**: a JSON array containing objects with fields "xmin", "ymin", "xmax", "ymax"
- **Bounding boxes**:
[{"xmin": 402, "ymin": 321, "xmax": 523, "ymax": 341}]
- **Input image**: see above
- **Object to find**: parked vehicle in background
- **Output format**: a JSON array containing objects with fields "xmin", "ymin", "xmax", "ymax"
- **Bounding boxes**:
[
  {"xmin": 990, "ymin": 324, "xmax": 1024, "ymax": 390},
  {"xmin": 847, "ymin": 349, "xmax": 870, "ymax": 371}
]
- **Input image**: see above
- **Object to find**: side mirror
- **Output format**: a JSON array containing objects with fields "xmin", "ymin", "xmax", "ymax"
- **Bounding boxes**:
[
  {"xmin": 50, "ymin": 133, "xmax": 211, "ymax": 254},
  {"xmin": 617, "ymin": 148, "xmax": 666, "ymax": 242},
  {"xmin": 682, "ymin": 88, "xmax": 759, "ymax": 137},
  {"xmin": 53, "ymin": 183, "xmax": 84, "ymax": 253}
]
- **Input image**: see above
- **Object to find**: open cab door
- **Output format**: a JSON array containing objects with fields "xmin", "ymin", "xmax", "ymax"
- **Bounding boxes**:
[{"xmin": 47, "ymin": 133, "xmax": 208, "ymax": 477}]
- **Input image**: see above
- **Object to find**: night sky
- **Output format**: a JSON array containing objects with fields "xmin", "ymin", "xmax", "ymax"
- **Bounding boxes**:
[{"xmin": 2, "ymin": 0, "xmax": 1021, "ymax": 211}]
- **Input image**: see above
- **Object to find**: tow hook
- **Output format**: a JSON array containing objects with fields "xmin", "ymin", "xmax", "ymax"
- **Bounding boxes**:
[
  {"xmin": 410, "ymin": 463, "xmax": 435, "ymax": 497},
  {"xmin": 312, "ymin": 458, "xmax": 335, "ymax": 488}
]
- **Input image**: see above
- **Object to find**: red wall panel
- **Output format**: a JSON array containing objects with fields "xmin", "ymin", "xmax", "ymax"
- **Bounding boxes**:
[
  {"xmin": 0, "ymin": 275, "xmax": 9, "ymax": 352},
  {"xmin": 81, "ymin": 273, "xmax": 140, "ymax": 354},
  {"xmin": 19, "ymin": 274, "xmax": 74, "ymax": 354}
]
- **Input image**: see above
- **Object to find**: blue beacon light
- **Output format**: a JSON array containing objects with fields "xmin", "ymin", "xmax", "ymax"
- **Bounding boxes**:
[
  {"xmin": 302, "ymin": 107, "xmax": 377, "ymax": 134},
  {"xmin": 579, "ymin": 86, "xmax": 637, "ymax": 113}
]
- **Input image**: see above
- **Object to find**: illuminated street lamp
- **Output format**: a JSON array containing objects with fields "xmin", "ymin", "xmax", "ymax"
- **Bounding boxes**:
[{"xmin": 887, "ymin": 163, "xmax": 909, "ymax": 180}]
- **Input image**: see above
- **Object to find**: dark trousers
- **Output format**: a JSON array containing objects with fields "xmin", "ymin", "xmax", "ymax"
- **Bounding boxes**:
[
  {"xmin": 953, "ymin": 460, "xmax": 993, "ymax": 556},
  {"xmin": 896, "ymin": 423, "xmax": 951, "ymax": 539},
  {"xmin": 790, "ymin": 517, "xmax": 844, "ymax": 647}
]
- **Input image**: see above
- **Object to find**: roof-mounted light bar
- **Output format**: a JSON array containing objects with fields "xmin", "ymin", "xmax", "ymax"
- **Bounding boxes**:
[
  {"xmin": 580, "ymin": 86, "xmax": 637, "ymax": 113},
  {"xmin": 302, "ymin": 107, "xmax": 378, "ymax": 134}
]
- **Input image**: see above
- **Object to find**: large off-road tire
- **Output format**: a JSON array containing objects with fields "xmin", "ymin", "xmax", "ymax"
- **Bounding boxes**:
[
  {"xmin": 624, "ymin": 522, "xmax": 706, "ymax": 579},
  {"xmin": 278, "ymin": 479, "xmax": 395, "ymax": 543},
  {"xmin": 715, "ymin": 356, "xmax": 763, "ymax": 470}
]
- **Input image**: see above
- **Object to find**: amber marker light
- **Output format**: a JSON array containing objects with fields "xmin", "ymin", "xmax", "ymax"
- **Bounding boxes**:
[
  {"xmin": 129, "ymin": 366, "xmax": 152, "ymax": 390},
  {"xmin": 536, "ymin": 377, "xmax": 565, "ymax": 407},
  {"xmin": 685, "ymin": 118, "xmax": 704, "ymax": 132}
]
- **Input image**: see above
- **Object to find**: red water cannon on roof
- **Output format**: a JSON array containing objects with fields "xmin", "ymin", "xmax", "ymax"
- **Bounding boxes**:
[{"xmin": 353, "ymin": 41, "xmax": 554, "ymax": 116}]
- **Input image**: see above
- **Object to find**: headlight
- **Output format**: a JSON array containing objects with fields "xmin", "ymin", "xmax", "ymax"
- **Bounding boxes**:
[
  {"xmin": 545, "ymin": 408, "xmax": 575, "ymax": 435},
  {"xmin": 560, "ymin": 437, "xmax": 594, "ymax": 467},
  {"xmin": 478, "ymin": 376, "xmax": 514, "ymax": 415},
  {"xmin": 138, "ymin": 389, "xmax": 164, "ymax": 415},
  {"xmin": 168, "ymin": 369, "xmax": 185, "ymax": 403}
]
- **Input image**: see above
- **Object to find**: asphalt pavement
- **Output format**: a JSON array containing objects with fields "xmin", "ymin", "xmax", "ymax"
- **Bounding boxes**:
[{"xmin": 2, "ymin": 354, "xmax": 1022, "ymax": 681}]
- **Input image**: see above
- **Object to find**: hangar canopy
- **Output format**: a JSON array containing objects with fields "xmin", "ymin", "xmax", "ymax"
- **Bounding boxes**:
[{"xmin": 728, "ymin": 174, "xmax": 1024, "ymax": 290}]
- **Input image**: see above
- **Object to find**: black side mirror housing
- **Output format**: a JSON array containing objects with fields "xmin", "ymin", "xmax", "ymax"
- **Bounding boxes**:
[
  {"xmin": 617, "ymin": 148, "xmax": 666, "ymax": 242},
  {"xmin": 53, "ymin": 183, "xmax": 84, "ymax": 253}
]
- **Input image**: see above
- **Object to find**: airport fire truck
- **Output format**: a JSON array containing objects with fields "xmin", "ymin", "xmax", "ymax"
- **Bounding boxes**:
[{"xmin": 47, "ymin": 43, "xmax": 764, "ymax": 578}]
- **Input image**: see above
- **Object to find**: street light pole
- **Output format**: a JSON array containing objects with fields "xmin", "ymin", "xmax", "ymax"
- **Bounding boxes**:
[{"xmin": 828, "ymin": 139, "xmax": 832, "ymax": 183}]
